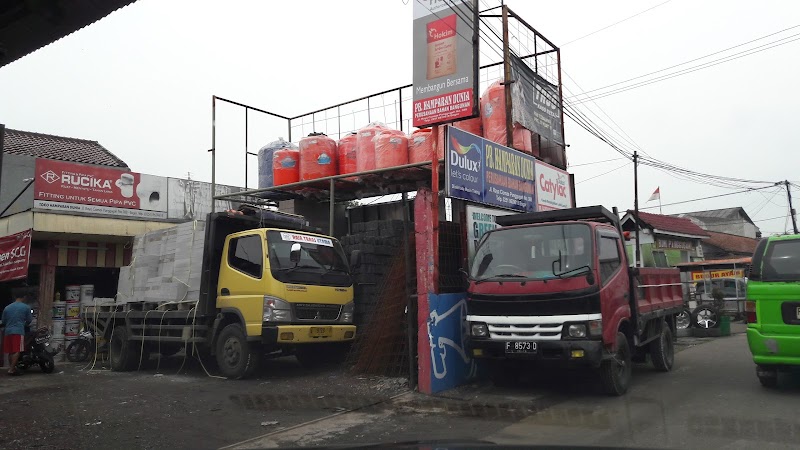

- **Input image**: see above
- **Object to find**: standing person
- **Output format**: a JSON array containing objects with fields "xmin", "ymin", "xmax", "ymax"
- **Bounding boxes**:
[{"xmin": 2, "ymin": 289, "xmax": 32, "ymax": 376}]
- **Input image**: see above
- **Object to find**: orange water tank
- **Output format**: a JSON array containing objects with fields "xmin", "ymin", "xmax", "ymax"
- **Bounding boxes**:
[
  {"xmin": 299, "ymin": 133, "xmax": 337, "ymax": 181},
  {"xmin": 513, "ymin": 123, "xmax": 533, "ymax": 154},
  {"xmin": 273, "ymin": 148, "xmax": 300, "ymax": 186},
  {"xmin": 337, "ymin": 132, "xmax": 358, "ymax": 175},
  {"xmin": 356, "ymin": 122, "xmax": 388, "ymax": 172},
  {"xmin": 374, "ymin": 131, "xmax": 409, "ymax": 169},
  {"xmin": 453, "ymin": 116, "xmax": 482, "ymax": 136},
  {"xmin": 409, "ymin": 129, "xmax": 434, "ymax": 163}
]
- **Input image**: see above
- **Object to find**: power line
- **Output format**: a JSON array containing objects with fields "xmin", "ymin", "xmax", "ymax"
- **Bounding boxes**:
[
  {"xmin": 639, "ymin": 185, "xmax": 779, "ymax": 210},
  {"xmin": 575, "ymin": 162, "xmax": 631, "ymax": 185},
  {"xmin": 562, "ymin": 0, "xmax": 672, "ymax": 46},
  {"xmin": 569, "ymin": 157, "xmax": 627, "ymax": 167}
]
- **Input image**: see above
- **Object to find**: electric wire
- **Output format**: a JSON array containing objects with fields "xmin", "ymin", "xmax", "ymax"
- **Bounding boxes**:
[{"xmin": 562, "ymin": 0, "xmax": 672, "ymax": 46}]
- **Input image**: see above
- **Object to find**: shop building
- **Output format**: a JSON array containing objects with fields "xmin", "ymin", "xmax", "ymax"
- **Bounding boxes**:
[{"xmin": 621, "ymin": 210, "xmax": 709, "ymax": 267}]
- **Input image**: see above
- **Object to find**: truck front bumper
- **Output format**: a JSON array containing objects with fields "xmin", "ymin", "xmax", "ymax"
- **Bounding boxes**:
[
  {"xmin": 469, "ymin": 338, "xmax": 605, "ymax": 367},
  {"xmin": 262, "ymin": 325, "xmax": 356, "ymax": 345},
  {"xmin": 747, "ymin": 327, "xmax": 800, "ymax": 366}
]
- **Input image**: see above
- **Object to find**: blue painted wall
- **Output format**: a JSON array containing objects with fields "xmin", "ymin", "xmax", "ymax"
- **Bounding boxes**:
[{"xmin": 427, "ymin": 292, "xmax": 477, "ymax": 393}]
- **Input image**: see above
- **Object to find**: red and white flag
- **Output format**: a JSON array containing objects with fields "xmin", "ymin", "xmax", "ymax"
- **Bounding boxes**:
[{"xmin": 647, "ymin": 187, "xmax": 660, "ymax": 202}]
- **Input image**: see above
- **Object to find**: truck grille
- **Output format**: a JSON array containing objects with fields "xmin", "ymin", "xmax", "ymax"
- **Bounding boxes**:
[
  {"xmin": 294, "ymin": 303, "xmax": 341, "ymax": 321},
  {"xmin": 487, "ymin": 322, "xmax": 563, "ymax": 341}
]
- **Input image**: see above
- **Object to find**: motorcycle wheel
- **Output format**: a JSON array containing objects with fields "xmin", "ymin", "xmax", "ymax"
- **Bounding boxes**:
[
  {"xmin": 66, "ymin": 339, "xmax": 91, "ymax": 362},
  {"xmin": 39, "ymin": 354, "xmax": 55, "ymax": 373}
]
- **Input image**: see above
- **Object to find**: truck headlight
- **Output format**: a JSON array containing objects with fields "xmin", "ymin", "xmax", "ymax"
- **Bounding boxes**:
[
  {"xmin": 340, "ymin": 302, "xmax": 354, "ymax": 323},
  {"xmin": 568, "ymin": 324, "xmax": 587, "ymax": 338},
  {"xmin": 471, "ymin": 322, "xmax": 488, "ymax": 337},
  {"xmin": 263, "ymin": 296, "xmax": 292, "ymax": 322}
]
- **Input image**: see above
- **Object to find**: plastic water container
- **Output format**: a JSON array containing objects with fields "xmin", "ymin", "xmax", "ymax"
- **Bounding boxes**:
[
  {"xmin": 65, "ymin": 285, "xmax": 80, "ymax": 303},
  {"xmin": 480, "ymin": 81, "xmax": 532, "ymax": 152},
  {"xmin": 409, "ymin": 129, "xmax": 434, "ymax": 164},
  {"xmin": 272, "ymin": 148, "xmax": 301, "ymax": 186},
  {"xmin": 374, "ymin": 131, "xmax": 409, "ymax": 169},
  {"xmin": 52, "ymin": 301, "xmax": 66, "ymax": 320},
  {"xmin": 257, "ymin": 137, "xmax": 296, "ymax": 188},
  {"xmin": 356, "ymin": 122, "xmax": 388, "ymax": 172},
  {"xmin": 337, "ymin": 132, "xmax": 358, "ymax": 176},
  {"xmin": 299, "ymin": 133, "xmax": 337, "ymax": 181}
]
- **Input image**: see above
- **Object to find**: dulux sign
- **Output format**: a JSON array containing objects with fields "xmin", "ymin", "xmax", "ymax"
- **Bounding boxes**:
[{"xmin": 445, "ymin": 126, "xmax": 536, "ymax": 212}]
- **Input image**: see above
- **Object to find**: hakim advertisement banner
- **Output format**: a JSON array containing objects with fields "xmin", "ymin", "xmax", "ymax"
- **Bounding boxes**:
[
  {"xmin": 34, "ymin": 159, "xmax": 168, "ymax": 220},
  {"xmin": 509, "ymin": 55, "xmax": 564, "ymax": 145},
  {"xmin": 412, "ymin": 0, "xmax": 479, "ymax": 127},
  {"xmin": 535, "ymin": 160, "xmax": 573, "ymax": 211},
  {"xmin": 445, "ymin": 126, "xmax": 536, "ymax": 212},
  {"xmin": 0, "ymin": 229, "xmax": 32, "ymax": 282}
]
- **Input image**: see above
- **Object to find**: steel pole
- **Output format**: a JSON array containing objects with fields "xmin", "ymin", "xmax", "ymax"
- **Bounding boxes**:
[
  {"xmin": 402, "ymin": 191, "xmax": 416, "ymax": 388},
  {"xmin": 633, "ymin": 151, "xmax": 642, "ymax": 267},
  {"xmin": 501, "ymin": 5, "xmax": 513, "ymax": 148},
  {"xmin": 329, "ymin": 178, "xmax": 335, "ymax": 237},
  {"xmin": 244, "ymin": 108, "xmax": 249, "ymax": 189},
  {"xmin": 211, "ymin": 96, "xmax": 217, "ymax": 212}
]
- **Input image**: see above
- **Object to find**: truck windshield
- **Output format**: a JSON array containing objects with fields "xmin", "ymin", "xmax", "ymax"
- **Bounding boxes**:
[
  {"xmin": 762, "ymin": 239, "xmax": 800, "ymax": 282},
  {"xmin": 267, "ymin": 231, "xmax": 352, "ymax": 287},
  {"xmin": 471, "ymin": 224, "xmax": 593, "ymax": 282}
]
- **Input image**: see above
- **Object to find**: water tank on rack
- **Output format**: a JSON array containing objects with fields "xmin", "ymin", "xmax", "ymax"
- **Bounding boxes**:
[
  {"xmin": 374, "ymin": 131, "xmax": 409, "ymax": 169},
  {"xmin": 258, "ymin": 138, "xmax": 296, "ymax": 188},
  {"xmin": 481, "ymin": 82, "xmax": 535, "ymax": 152},
  {"xmin": 337, "ymin": 132, "xmax": 358, "ymax": 176},
  {"xmin": 273, "ymin": 148, "xmax": 300, "ymax": 186},
  {"xmin": 409, "ymin": 128, "xmax": 434, "ymax": 163},
  {"xmin": 356, "ymin": 122, "xmax": 388, "ymax": 173},
  {"xmin": 299, "ymin": 133, "xmax": 337, "ymax": 181}
]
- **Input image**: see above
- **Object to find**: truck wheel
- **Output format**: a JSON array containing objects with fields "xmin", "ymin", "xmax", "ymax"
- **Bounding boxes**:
[
  {"xmin": 109, "ymin": 326, "xmax": 137, "ymax": 371},
  {"xmin": 650, "ymin": 323, "xmax": 674, "ymax": 372},
  {"xmin": 600, "ymin": 332, "xmax": 632, "ymax": 396},
  {"xmin": 215, "ymin": 324, "xmax": 261, "ymax": 379},
  {"xmin": 692, "ymin": 306, "xmax": 719, "ymax": 329},
  {"xmin": 756, "ymin": 365, "xmax": 778, "ymax": 388}
]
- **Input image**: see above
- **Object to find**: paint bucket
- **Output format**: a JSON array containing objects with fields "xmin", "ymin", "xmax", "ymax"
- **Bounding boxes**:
[
  {"xmin": 65, "ymin": 285, "xmax": 81, "ymax": 303},
  {"xmin": 66, "ymin": 303, "xmax": 81, "ymax": 319},
  {"xmin": 65, "ymin": 319, "xmax": 81, "ymax": 337},
  {"xmin": 52, "ymin": 318, "xmax": 66, "ymax": 338},
  {"xmin": 79, "ymin": 285, "xmax": 94, "ymax": 304},
  {"xmin": 52, "ymin": 301, "xmax": 67, "ymax": 320}
]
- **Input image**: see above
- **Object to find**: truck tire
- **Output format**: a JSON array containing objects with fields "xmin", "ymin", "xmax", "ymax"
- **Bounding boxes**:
[
  {"xmin": 215, "ymin": 324, "xmax": 261, "ymax": 379},
  {"xmin": 692, "ymin": 306, "xmax": 720, "ymax": 329},
  {"xmin": 650, "ymin": 323, "xmax": 674, "ymax": 372},
  {"xmin": 109, "ymin": 326, "xmax": 137, "ymax": 372},
  {"xmin": 600, "ymin": 332, "xmax": 632, "ymax": 396},
  {"xmin": 757, "ymin": 365, "xmax": 778, "ymax": 388}
]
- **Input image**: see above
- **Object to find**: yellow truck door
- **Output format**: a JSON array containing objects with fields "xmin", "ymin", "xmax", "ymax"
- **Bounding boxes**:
[{"xmin": 217, "ymin": 231, "xmax": 266, "ymax": 337}]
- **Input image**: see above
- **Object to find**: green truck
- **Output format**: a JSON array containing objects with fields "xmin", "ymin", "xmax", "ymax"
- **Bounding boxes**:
[{"xmin": 746, "ymin": 234, "xmax": 800, "ymax": 387}]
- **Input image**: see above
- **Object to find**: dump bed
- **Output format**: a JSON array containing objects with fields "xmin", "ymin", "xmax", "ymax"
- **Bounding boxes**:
[{"xmin": 637, "ymin": 267, "xmax": 683, "ymax": 315}]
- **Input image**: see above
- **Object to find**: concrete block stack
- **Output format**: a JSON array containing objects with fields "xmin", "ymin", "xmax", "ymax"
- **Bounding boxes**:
[{"xmin": 116, "ymin": 221, "xmax": 206, "ymax": 306}]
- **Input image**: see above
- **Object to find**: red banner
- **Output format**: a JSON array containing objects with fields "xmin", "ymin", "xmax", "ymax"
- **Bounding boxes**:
[
  {"xmin": 35, "ymin": 159, "xmax": 141, "ymax": 209},
  {"xmin": 413, "ymin": 88, "xmax": 474, "ymax": 126},
  {"xmin": 0, "ymin": 230, "xmax": 32, "ymax": 282}
]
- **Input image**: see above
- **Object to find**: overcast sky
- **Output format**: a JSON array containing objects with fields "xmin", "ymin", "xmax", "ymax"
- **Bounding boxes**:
[{"xmin": 1, "ymin": 0, "xmax": 798, "ymax": 235}]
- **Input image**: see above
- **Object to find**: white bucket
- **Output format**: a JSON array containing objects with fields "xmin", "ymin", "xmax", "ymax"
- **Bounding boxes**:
[
  {"xmin": 52, "ymin": 301, "xmax": 67, "ymax": 320},
  {"xmin": 53, "ymin": 337, "xmax": 66, "ymax": 362},
  {"xmin": 65, "ymin": 285, "xmax": 81, "ymax": 303},
  {"xmin": 65, "ymin": 319, "xmax": 80, "ymax": 337},
  {"xmin": 688, "ymin": 300, "xmax": 698, "ymax": 310},
  {"xmin": 80, "ymin": 284, "xmax": 95, "ymax": 304},
  {"xmin": 66, "ymin": 303, "xmax": 81, "ymax": 319},
  {"xmin": 52, "ymin": 318, "xmax": 66, "ymax": 338}
]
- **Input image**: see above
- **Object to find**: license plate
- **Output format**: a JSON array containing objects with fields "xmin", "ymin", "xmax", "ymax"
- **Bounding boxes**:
[
  {"xmin": 310, "ymin": 326, "xmax": 332, "ymax": 337},
  {"xmin": 505, "ymin": 341, "xmax": 537, "ymax": 353}
]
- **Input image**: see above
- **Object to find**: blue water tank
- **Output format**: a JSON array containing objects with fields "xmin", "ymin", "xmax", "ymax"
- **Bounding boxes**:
[{"xmin": 258, "ymin": 138, "xmax": 297, "ymax": 188}]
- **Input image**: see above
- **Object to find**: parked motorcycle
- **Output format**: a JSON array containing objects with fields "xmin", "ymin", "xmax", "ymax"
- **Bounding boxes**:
[{"xmin": 16, "ymin": 326, "xmax": 59, "ymax": 373}]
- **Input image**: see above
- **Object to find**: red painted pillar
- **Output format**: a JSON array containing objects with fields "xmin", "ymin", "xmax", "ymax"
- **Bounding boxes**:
[{"xmin": 415, "ymin": 187, "xmax": 436, "ymax": 394}]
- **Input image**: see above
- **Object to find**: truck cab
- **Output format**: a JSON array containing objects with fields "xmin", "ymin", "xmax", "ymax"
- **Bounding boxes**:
[{"xmin": 466, "ymin": 206, "xmax": 682, "ymax": 395}]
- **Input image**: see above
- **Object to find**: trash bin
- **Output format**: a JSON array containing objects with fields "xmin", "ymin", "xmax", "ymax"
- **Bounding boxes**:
[{"xmin": 720, "ymin": 315, "xmax": 731, "ymax": 336}]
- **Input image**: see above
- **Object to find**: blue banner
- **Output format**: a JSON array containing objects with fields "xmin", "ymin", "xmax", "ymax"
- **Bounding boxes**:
[{"xmin": 445, "ymin": 127, "xmax": 536, "ymax": 212}]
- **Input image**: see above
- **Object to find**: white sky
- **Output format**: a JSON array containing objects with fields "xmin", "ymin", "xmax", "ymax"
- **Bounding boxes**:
[{"xmin": 1, "ymin": 0, "xmax": 798, "ymax": 235}]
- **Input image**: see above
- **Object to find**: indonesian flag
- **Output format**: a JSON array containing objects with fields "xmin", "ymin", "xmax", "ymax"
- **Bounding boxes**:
[{"xmin": 647, "ymin": 187, "xmax": 660, "ymax": 202}]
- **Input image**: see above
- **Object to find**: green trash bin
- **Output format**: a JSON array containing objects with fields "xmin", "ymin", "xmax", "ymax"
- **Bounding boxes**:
[{"xmin": 720, "ymin": 315, "xmax": 731, "ymax": 336}]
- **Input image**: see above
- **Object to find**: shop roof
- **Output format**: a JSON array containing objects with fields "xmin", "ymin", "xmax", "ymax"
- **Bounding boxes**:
[
  {"xmin": 3, "ymin": 128, "xmax": 128, "ymax": 168},
  {"xmin": 623, "ymin": 210, "xmax": 709, "ymax": 238},
  {"xmin": 704, "ymin": 231, "xmax": 759, "ymax": 254},
  {"xmin": 674, "ymin": 207, "xmax": 755, "ymax": 225},
  {"xmin": 0, "ymin": 0, "xmax": 136, "ymax": 68}
]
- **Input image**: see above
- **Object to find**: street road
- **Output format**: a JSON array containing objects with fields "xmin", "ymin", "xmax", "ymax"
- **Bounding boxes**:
[{"xmin": 1, "ymin": 330, "xmax": 798, "ymax": 449}]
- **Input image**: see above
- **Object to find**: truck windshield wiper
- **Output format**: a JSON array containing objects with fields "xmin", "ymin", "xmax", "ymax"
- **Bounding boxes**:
[
  {"xmin": 475, "ymin": 273, "xmax": 527, "ymax": 284},
  {"xmin": 554, "ymin": 265, "xmax": 591, "ymax": 279}
]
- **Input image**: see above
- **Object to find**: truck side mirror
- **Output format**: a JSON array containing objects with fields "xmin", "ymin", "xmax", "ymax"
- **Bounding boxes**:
[
  {"xmin": 349, "ymin": 250, "xmax": 362, "ymax": 268},
  {"xmin": 289, "ymin": 243, "xmax": 302, "ymax": 263}
]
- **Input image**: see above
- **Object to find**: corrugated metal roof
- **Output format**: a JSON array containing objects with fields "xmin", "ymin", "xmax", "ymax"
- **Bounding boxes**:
[
  {"xmin": 3, "ymin": 128, "xmax": 128, "ymax": 168},
  {"xmin": 704, "ymin": 231, "xmax": 759, "ymax": 254}
]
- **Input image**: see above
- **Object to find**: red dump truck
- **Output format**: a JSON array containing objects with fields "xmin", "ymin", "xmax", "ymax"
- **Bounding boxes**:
[{"xmin": 466, "ymin": 206, "xmax": 683, "ymax": 395}]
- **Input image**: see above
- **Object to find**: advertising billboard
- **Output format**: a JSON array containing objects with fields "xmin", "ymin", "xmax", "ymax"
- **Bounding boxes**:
[
  {"xmin": 33, "ymin": 159, "xmax": 168, "ymax": 219},
  {"xmin": 0, "ymin": 229, "xmax": 32, "ymax": 282},
  {"xmin": 510, "ymin": 55, "xmax": 564, "ymax": 145},
  {"xmin": 535, "ymin": 160, "xmax": 573, "ymax": 211},
  {"xmin": 412, "ymin": 0, "xmax": 478, "ymax": 127},
  {"xmin": 465, "ymin": 205, "xmax": 513, "ymax": 262},
  {"xmin": 445, "ymin": 126, "xmax": 536, "ymax": 212}
]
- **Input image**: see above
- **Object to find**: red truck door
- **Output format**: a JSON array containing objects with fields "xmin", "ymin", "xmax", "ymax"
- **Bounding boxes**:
[{"xmin": 597, "ymin": 227, "xmax": 631, "ymax": 345}]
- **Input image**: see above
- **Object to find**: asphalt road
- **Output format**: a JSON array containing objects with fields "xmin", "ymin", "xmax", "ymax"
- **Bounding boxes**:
[{"xmin": 2, "ymin": 329, "xmax": 798, "ymax": 450}]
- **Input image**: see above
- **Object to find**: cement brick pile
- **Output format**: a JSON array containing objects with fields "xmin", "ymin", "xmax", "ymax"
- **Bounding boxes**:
[{"xmin": 117, "ymin": 220, "xmax": 206, "ymax": 305}]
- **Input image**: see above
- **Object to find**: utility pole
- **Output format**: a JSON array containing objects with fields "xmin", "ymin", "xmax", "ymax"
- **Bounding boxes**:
[
  {"xmin": 633, "ymin": 151, "xmax": 641, "ymax": 267},
  {"xmin": 786, "ymin": 180, "xmax": 799, "ymax": 234}
]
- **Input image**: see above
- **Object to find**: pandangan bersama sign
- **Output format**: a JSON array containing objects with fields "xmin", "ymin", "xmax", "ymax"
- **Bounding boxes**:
[{"xmin": 412, "ymin": 0, "xmax": 478, "ymax": 127}]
